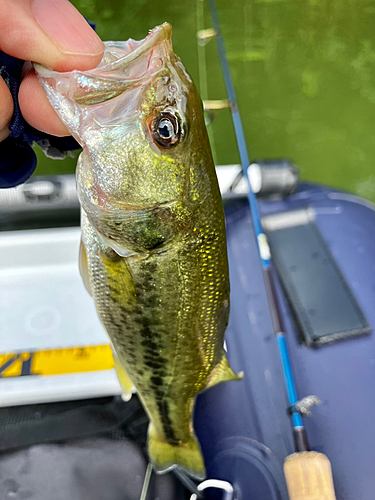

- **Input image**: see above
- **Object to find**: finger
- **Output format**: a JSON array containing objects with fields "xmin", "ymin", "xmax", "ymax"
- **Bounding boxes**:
[
  {"xmin": 0, "ymin": 0, "xmax": 104, "ymax": 72},
  {"xmin": 19, "ymin": 69, "xmax": 69, "ymax": 136},
  {"xmin": 0, "ymin": 77, "xmax": 14, "ymax": 141}
]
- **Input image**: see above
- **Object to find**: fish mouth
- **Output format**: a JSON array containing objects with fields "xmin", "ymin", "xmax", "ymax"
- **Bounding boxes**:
[{"xmin": 35, "ymin": 23, "xmax": 173, "ymax": 106}]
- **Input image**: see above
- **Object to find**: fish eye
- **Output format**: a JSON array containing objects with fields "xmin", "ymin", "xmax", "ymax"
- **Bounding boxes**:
[
  {"xmin": 158, "ymin": 119, "xmax": 174, "ymax": 139},
  {"xmin": 151, "ymin": 111, "xmax": 180, "ymax": 148}
]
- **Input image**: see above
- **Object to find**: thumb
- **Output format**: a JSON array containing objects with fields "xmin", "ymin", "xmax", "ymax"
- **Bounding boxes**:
[{"xmin": 0, "ymin": 0, "xmax": 104, "ymax": 72}]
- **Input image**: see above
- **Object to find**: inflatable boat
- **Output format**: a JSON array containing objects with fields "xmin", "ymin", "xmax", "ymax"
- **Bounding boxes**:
[{"xmin": 0, "ymin": 164, "xmax": 373, "ymax": 500}]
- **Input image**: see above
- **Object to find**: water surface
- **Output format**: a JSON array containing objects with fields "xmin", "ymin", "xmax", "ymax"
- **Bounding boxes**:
[{"xmin": 35, "ymin": 0, "xmax": 375, "ymax": 202}]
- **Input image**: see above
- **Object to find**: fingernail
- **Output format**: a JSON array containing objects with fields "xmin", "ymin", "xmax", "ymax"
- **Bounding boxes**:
[{"xmin": 32, "ymin": 0, "xmax": 104, "ymax": 56}]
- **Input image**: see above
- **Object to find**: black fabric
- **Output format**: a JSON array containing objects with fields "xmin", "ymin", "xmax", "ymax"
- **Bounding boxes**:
[
  {"xmin": 0, "ymin": 438, "xmax": 183, "ymax": 500},
  {"xmin": 0, "ymin": 53, "xmax": 80, "ymax": 189},
  {"xmin": 0, "ymin": 21, "xmax": 97, "ymax": 188},
  {"xmin": 0, "ymin": 396, "xmax": 148, "ymax": 452},
  {"xmin": 0, "ymin": 396, "xmax": 188, "ymax": 499},
  {"xmin": 0, "ymin": 136, "xmax": 37, "ymax": 188}
]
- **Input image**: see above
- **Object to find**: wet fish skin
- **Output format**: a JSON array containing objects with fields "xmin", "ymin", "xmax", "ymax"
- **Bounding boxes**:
[{"xmin": 35, "ymin": 23, "xmax": 241, "ymax": 479}]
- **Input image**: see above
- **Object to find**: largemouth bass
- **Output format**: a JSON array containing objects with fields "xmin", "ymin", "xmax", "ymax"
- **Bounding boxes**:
[{"xmin": 35, "ymin": 23, "xmax": 241, "ymax": 479}]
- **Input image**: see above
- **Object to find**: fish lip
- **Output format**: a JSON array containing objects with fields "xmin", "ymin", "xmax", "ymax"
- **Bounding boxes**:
[{"xmin": 100, "ymin": 23, "xmax": 173, "ymax": 72}]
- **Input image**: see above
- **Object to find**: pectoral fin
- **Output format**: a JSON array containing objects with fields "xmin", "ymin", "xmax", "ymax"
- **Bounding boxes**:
[
  {"xmin": 205, "ymin": 355, "xmax": 243, "ymax": 390},
  {"xmin": 112, "ymin": 351, "xmax": 135, "ymax": 401},
  {"xmin": 79, "ymin": 239, "xmax": 92, "ymax": 296}
]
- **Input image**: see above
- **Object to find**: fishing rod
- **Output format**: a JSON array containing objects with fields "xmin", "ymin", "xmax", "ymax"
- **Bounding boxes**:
[{"xmin": 204, "ymin": 1, "xmax": 337, "ymax": 498}]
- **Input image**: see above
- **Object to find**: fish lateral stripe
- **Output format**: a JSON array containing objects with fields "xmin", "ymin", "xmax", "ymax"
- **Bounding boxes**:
[{"xmin": 136, "ymin": 260, "xmax": 178, "ymax": 443}]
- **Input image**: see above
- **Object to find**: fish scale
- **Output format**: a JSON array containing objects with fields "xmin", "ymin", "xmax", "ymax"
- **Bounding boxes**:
[{"xmin": 36, "ymin": 22, "xmax": 242, "ymax": 479}]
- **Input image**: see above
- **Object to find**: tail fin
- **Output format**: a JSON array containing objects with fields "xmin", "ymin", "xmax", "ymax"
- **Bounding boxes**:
[{"xmin": 148, "ymin": 424, "xmax": 206, "ymax": 480}]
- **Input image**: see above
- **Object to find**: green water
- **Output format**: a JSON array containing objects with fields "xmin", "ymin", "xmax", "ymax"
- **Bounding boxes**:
[{"xmin": 35, "ymin": 0, "xmax": 375, "ymax": 202}]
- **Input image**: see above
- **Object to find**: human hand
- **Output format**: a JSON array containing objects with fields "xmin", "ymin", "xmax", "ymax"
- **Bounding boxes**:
[{"xmin": 0, "ymin": 0, "xmax": 104, "ymax": 142}]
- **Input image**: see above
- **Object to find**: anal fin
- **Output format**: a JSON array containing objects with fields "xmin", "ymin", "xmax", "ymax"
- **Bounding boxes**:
[
  {"xmin": 206, "ymin": 355, "xmax": 243, "ymax": 390},
  {"xmin": 112, "ymin": 351, "xmax": 135, "ymax": 401}
]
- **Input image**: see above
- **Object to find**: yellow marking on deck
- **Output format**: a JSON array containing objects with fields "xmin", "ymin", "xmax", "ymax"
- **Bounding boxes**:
[{"xmin": 0, "ymin": 345, "xmax": 114, "ymax": 378}]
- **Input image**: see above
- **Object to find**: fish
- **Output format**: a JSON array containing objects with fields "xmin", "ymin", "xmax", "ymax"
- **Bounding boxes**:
[{"xmin": 35, "ymin": 23, "xmax": 242, "ymax": 479}]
